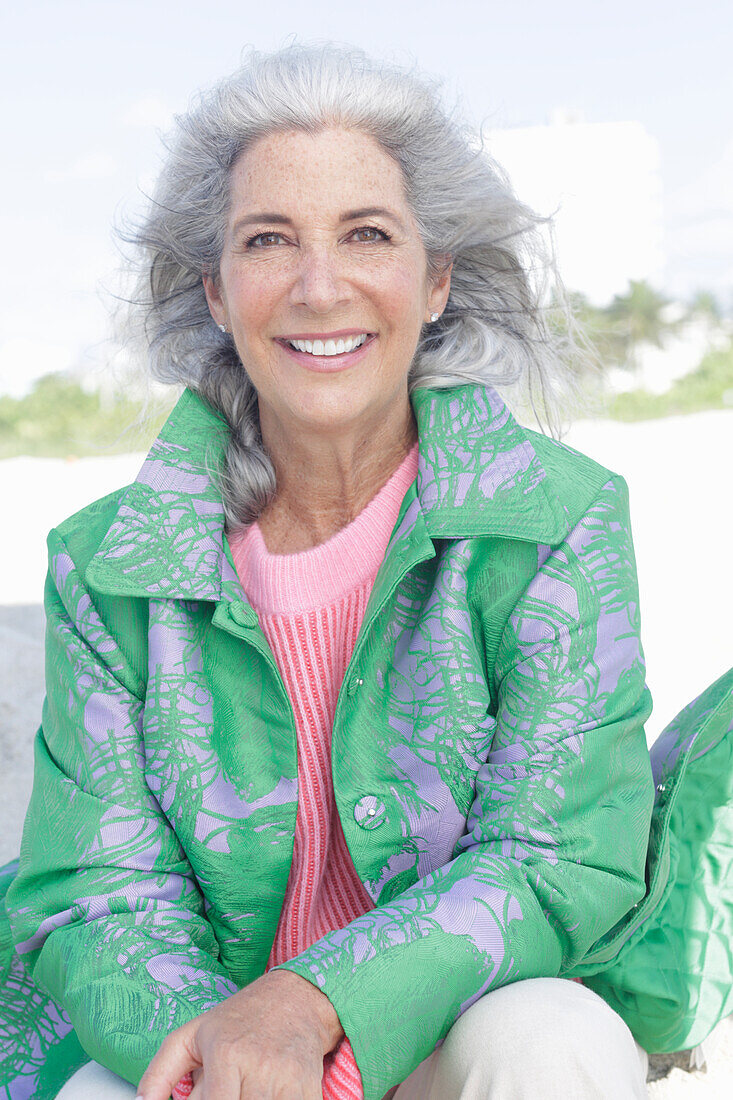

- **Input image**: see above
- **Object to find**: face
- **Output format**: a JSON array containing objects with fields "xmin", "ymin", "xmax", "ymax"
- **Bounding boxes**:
[{"xmin": 203, "ymin": 127, "xmax": 451, "ymax": 442}]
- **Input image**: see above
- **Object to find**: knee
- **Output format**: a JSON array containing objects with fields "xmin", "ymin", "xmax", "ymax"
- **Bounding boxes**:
[
  {"xmin": 434, "ymin": 978, "xmax": 647, "ymax": 1098},
  {"xmin": 462, "ymin": 977, "xmax": 634, "ymax": 1055}
]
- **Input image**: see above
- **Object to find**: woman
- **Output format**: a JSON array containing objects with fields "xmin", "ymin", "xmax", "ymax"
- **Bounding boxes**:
[{"xmin": 1, "ymin": 42, "xmax": 730, "ymax": 1100}]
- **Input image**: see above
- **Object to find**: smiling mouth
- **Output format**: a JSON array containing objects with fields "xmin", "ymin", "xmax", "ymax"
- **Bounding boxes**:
[{"xmin": 282, "ymin": 333, "xmax": 372, "ymax": 356}]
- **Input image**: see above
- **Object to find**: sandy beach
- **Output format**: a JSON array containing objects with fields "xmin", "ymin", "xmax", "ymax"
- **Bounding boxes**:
[{"xmin": 1, "ymin": 409, "xmax": 731, "ymax": 1095}]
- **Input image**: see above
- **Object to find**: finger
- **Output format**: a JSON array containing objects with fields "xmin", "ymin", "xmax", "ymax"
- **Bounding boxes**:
[
  {"xmin": 274, "ymin": 1076, "xmax": 319, "ymax": 1100},
  {"xmin": 274, "ymin": 1082, "xmax": 318, "ymax": 1100},
  {"xmin": 137, "ymin": 1028, "xmax": 200, "ymax": 1100},
  {"xmin": 187, "ymin": 1065, "xmax": 220, "ymax": 1100},
  {"xmin": 259, "ymin": 1062, "xmax": 321, "ymax": 1100},
  {"xmin": 186, "ymin": 1065, "xmax": 204, "ymax": 1100},
  {"xmin": 199, "ymin": 1063, "xmax": 244, "ymax": 1100}
]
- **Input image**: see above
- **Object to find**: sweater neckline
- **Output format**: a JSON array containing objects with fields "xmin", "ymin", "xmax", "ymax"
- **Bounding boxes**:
[{"xmin": 228, "ymin": 441, "xmax": 419, "ymax": 614}]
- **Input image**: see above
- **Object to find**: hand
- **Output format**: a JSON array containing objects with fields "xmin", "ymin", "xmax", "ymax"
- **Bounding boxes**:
[{"xmin": 136, "ymin": 968, "xmax": 345, "ymax": 1100}]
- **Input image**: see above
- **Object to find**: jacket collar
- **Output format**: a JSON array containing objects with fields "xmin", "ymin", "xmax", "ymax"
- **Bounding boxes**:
[
  {"xmin": 410, "ymin": 385, "xmax": 568, "ymax": 542},
  {"xmin": 86, "ymin": 383, "xmax": 570, "ymax": 603}
]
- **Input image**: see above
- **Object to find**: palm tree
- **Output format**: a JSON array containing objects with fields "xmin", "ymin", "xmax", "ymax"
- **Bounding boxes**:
[
  {"xmin": 687, "ymin": 290, "xmax": 722, "ymax": 323},
  {"xmin": 604, "ymin": 281, "xmax": 675, "ymax": 369}
]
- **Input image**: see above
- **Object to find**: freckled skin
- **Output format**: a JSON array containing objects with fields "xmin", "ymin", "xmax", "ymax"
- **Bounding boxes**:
[{"xmin": 203, "ymin": 128, "xmax": 452, "ymax": 552}]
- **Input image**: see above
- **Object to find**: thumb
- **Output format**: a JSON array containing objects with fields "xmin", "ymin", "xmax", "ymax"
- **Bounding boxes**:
[{"xmin": 136, "ymin": 1025, "xmax": 200, "ymax": 1100}]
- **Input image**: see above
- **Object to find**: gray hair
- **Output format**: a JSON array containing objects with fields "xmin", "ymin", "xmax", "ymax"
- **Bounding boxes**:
[{"xmin": 124, "ymin": 41, "xmax": 582, "ymax": 532}]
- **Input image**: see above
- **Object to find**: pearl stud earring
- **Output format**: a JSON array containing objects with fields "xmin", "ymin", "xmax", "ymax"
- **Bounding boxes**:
[
  {"xmin": 430, "ymin": 312, "xmax": 440, "ymax": 322},
  {"xmin": 218, "ymin": 323, "xmax": 227, "ymax": 333}
]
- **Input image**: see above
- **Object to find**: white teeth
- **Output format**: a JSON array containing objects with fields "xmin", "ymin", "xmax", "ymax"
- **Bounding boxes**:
[{"xmin": 288, "ymin": 333, "xmax": 369, "ymax": 355}]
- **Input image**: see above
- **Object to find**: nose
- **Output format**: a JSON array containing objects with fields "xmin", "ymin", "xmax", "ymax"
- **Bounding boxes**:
[{"xmin": 289, "ymin": 245, "xmax": 353, "ymax": 313}]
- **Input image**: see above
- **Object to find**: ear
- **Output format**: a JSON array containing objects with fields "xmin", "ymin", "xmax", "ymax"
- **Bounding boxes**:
[
  {"xmin": 427, "ymin": 256, "xmax": 453, "ymax": 317},
  {"xmin": 202, "ymin": 273, "xmax": 227, "ymax": 328}
]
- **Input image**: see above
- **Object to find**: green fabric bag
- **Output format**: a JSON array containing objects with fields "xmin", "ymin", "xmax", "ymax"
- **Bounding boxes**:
[{"xmin": 577, "ymin": 666, "xmax": 733, "ymax": 1052}]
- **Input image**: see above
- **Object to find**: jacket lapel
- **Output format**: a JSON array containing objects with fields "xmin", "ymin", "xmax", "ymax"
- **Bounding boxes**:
[
  {"xmin": 86, "ymin": 389, "xmax": 231, "ymax": 601},
  {"xmin": 411, "ymin": 385, "xmax": 570, "ymax": 544},
  {"xmin": 86, "ymin": 384, "xmax": 570, "ymax": 605}
]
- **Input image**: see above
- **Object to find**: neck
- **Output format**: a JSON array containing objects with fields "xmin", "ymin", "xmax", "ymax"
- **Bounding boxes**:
[{"xmin": 256, "ymin": 397, "xmax": 418, "ymax": 552}]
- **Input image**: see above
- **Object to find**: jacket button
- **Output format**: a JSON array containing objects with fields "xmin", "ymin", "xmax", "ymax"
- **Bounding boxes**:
[
  {"xmin": 354, "ymin": 795, "xmax": 386, "ymax": 829},
  {"xmin": 229, "ymin": 602, "xmax": 255, "ymax": 627}
]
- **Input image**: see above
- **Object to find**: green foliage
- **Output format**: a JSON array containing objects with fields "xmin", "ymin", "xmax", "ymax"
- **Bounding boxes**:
[
  {"xmin": 688, "ymin": 289, "xmax": 722, "ymax": 322},
  {"xmin": 604, "ymin": 280, "xmax": 675, "ymax": 359},
  {"xmin": 0, "ymin": 375, "xmax": 176, "ymax": 459},
  {"xmin": 563, "ymin": 291, "xmax": 628, "ymax": 370},
  {"xmin": 602, "ymin": 340, "xmax": 733, "ymax": 421},
  {"xmin": 558, "ymin": 282, "xmax": 680, "ymax": 372},
  {"xmin": 551, "ymin": 281, "xmax": 732, "ymax": 420},
  {"xmin": 0, "ymin": 281, "xmax": 729, "ymax": 457}
]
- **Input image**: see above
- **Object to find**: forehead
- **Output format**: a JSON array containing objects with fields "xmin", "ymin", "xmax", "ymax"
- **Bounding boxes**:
[{"xmin": 228, "ymin": 127, "xmax": 412, "ymax": 217}]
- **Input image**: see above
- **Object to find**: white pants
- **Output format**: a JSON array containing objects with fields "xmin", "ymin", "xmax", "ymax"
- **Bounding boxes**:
[
  {"xmin": 57, "ymin": 977, "xmax": 649, "ymax": 1099},
  {"xmin": 390, "ymin": 978, "xmax": 649, "ymax": 1099}
]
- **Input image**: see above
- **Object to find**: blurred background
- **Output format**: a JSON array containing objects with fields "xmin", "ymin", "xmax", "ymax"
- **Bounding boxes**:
[{"xmin": 1, "ymin": 0, "xmax": 731, "ymax": 861}]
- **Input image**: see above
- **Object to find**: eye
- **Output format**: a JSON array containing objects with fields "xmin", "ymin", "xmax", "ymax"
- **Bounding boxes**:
[
  {"xmin": 351, "ymin": 225, "xmax": 392, "ymax": 243},
  {"xmin": 245, "ymin": 231, "xmax": 286, "ymax": 248}
]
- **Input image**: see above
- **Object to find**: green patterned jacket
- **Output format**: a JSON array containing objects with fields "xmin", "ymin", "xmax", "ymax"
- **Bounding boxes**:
[{"xmin": 2, "ymin": 383, "xmax": 659, "ymax": 1098}]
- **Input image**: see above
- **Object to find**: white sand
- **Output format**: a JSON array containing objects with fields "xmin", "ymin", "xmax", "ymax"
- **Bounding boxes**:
[
  {"xmin": 0, "ymin": 450, "xmax": 147, "ymax": 607},
  {"xmin": 1, "ymin": 410, "xmax": 731, "ymax": 1095},
  {"xmin": 2, "ymin": 410, "xmax": 730, "ymax": 734},
  {"xmin": 563, "ymin": 412, "xmax": 732, "ymax": 735}
]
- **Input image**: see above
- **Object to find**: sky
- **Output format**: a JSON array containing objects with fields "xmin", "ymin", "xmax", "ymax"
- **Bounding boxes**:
[{"xmin": 2, "ymin": 0, "xmax": 732, "ymax": 393}]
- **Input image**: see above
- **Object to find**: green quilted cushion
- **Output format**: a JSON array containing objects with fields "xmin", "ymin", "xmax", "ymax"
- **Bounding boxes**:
[{"xmin": 584, "ymin": 667, "xmax": 733, "ymax": 1052}]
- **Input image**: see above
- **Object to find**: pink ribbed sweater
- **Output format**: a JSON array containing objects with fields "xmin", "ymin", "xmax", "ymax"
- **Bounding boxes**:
[{"xmin": 171, "ymin": 442, "xmax": 419, "ymax": 1100}]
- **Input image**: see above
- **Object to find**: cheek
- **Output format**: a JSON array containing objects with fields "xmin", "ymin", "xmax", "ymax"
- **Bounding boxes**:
[
  {"xmin": 373, "ymin": 266, "xmax": 426, "ymax": 327},
  {"xmin": 226, "ymin": 271, "xmax": 281, "ymax": 332}
]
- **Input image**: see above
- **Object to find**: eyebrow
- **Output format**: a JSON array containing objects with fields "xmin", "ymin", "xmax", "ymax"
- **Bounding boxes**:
[{"xmin": 231, "ymin": 206, "xmax": 407, "ymax": 234}]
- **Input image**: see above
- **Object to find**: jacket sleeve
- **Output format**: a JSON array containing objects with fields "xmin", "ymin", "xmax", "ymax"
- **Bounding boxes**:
[
  {"xmin": 276, "ymin": 474, "xmax": 656, "ymax": 1100},
  {"xmin": 4, "ymin": 529, "xmax": 238, "ymax": 1088}
]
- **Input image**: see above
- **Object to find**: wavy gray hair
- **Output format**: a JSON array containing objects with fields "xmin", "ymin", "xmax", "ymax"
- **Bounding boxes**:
[{"xmin": 125, "ymin": 41, "xmax": 580, "ymax": 531}]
